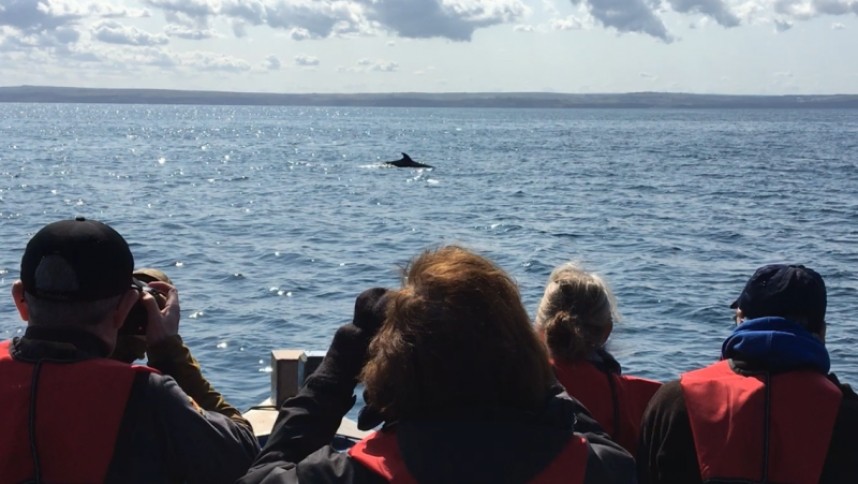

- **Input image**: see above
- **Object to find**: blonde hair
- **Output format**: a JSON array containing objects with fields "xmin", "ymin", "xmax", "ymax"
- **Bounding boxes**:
[{"xmin": 534, "ymin": 263, "xmax": 620, "ymax": 362}]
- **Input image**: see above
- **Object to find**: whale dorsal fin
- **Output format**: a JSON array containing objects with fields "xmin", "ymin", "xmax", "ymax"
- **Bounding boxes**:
[{"xmin": 401, "ymin": 152, "xmax": 412, "ymax": 161}]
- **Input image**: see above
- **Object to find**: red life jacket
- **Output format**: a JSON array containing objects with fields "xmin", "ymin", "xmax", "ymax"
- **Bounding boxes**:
[
  {"xmin": 553, "ymin": 360, "xmax": 661, "ymax": 454},
  {"xmin": 348, "ymin": 428, "xmax": 588, "ymax": 484},
  {"xmin": 0, "ymin": 339, "xmax": 155, "ymax": 483},
  {"xmin": 680, "ymin": 360, "xmax": 842, "ymax": 483}
]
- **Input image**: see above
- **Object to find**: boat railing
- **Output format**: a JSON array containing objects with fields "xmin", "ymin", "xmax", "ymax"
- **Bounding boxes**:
[{"xmin": 241, "ymin": 349, "xmax": 369, "ymax": 446}]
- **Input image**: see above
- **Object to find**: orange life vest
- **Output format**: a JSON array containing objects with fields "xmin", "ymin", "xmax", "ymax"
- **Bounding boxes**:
[
  {"xmin": 553, "ymin": 360, "xmax": 661, "ymax": 454},
  {"xmin": 348, "ymin": 428, "xmax": 588, "ymax": 484},
  {"xmin": 680, "ymin": 359, "xmax": 842, "ymax": 483},
  {"xmin": 0, "ymin": 339, "xmax": 155, "ymax": 483}
]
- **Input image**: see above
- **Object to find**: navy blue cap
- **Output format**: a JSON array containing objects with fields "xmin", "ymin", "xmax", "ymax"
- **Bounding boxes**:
[
  {"xmin": 21, "ymin": 217, "xmax": 134, "ymax": 301},
  {"xmin": 731, "ymin": 264, "xmax": 826, "ymax": 324}
]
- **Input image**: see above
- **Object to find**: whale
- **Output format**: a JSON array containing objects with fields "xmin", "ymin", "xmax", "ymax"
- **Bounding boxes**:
[{"xmin": 384, "ymin": 153, "xmax": 433, "ymax": 169}]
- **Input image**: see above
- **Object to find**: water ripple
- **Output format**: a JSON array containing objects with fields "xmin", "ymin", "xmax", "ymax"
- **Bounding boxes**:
[{"xmin": 1, "ymin": 105, "xmax": 857, "ymax": 409}]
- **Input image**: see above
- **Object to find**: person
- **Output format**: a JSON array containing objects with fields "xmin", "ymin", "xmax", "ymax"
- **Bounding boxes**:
[
  {"xmin": 111, "ymin": 267, "xmax": 252, "ymax": 428},
  {"xmin": 240, "ymin": 246, "xmax": 636, "ymax": 484},
  {"xmin": 534, "ymin": 262, "xmax": 661, "ymax": 455},
  {"xmin": 0, "ymin": 217, "xmax": 259, "ymax": 483},
  {"xmin": 638, "ymin": 264, "xmax": 858, "ymax": 484}
]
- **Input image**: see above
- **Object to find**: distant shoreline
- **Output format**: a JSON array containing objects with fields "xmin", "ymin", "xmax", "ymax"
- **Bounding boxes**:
[{"xmin": 2, "ymin": 85, "xmax": 858, "ymax": 109}]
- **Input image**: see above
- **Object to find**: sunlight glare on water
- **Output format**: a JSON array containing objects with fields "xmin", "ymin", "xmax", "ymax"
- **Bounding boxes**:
[{"xmin": 0, "ymin": 103, "xmax": 857, "ymax": 410}]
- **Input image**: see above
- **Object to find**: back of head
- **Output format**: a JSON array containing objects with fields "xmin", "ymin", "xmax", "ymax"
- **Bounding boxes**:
[
  {"xmin": 534, "ymin": 263, "xmax": 618, "ymax": 362},
  {"xmin": 732, "ymin": 264, "xmax": 826, "ymax": 333},
  {"xmin": 362, "ymin": 246, "xmax": 553, "ymax": 421},
  {"xmin": 20, "ymin": 217, "xmax": 134, "ymax": 327}
]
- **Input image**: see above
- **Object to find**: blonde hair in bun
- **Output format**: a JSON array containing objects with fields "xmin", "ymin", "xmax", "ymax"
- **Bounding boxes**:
[{"xmin": 534, "ymin": 263, "xmax": 619, "ymax": 362}]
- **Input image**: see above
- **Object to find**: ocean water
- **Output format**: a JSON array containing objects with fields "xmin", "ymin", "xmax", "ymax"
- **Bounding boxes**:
[{"xmin": 1, "ymin": 103, "xmax": 857, "ymax": 411}]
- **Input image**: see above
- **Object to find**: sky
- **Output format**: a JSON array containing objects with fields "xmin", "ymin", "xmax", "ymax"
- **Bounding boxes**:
[{"xmin": 0, "ymin": 0, "xmax": 856, "ymax": 94}]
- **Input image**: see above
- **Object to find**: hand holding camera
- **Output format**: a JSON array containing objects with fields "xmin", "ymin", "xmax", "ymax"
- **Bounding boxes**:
[
  {"xmin": 121, "ymin": 278, "xmax": 167, "ymax": 336},
  {"xmin": 114, "ymin": 270, "xmax": 180, "ymax": 363},
  {"xmin": 314, "ymin": 287, "xmax": 390, "ymax": 385},
  {"xmin": 138, "ymin": 280, "xmax": 180, "ymax": 345},
  {"xmin": 120, "ymin": 269, "xmax": 181, "ymax": 343}
]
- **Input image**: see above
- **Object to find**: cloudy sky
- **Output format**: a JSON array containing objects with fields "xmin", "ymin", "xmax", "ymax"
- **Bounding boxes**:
[{"xmin": 1, "ymin": 0, "xmax": 855, "ymax": 94}]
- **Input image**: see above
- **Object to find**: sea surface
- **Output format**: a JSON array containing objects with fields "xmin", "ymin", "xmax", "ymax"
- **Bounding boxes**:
[{"xmin": 1, "ymin": 104, "xmax": 857, "ymax": 412}]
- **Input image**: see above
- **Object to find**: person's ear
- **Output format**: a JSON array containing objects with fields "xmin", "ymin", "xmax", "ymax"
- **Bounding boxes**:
[
  {"xmin": 12, "ymin": 281, "xmax": 29, "ymax": 321},
  {"xmin": 735, "ymin": 308, "xmax": 745, "ymax": 325},
  {"xmin": 112, "ymin": 289, "xmax": 140, "ymax": 330},
  {"xmin": 603, "ymin": 320, "xmax": 614, "ymax": 345}
]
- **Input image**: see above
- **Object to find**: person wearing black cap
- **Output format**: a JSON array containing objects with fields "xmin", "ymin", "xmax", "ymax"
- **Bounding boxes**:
[
  {"xmin": 638, "ymin": 264, "xmax": 858, "ymax": 484},
  {"xmin": 0, "ymin": 217, "xmax": 259, "ymax": 483}
]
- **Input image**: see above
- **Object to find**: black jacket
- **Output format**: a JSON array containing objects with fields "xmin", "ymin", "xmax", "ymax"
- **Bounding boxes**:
[
  {"xmin": 239, "ymin": 366, "xmax": 637, "ymax": 483},
  {"xmin": 3, "ymin": 326, "xmax": 259, "ymax": 483}
]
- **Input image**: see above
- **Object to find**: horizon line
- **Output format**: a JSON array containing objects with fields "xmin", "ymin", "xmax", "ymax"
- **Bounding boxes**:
[{"xmin": 3, "ymin": 85, "xmax": 858, "ymax": 97}]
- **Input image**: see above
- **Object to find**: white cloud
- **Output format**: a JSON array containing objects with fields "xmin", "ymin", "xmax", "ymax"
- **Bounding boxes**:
[
  {"xmin": 120, "ymin": 45, "xmax": 177, "ymax": 67},
  {"xmin": 359, "ymin": 0, "xmax": 529, "ymax": 41},
  {"xmin": 260, "ymin": 1, "xmax": 368, "ymax": 37},
  {"xmin": 541, "ymin": 0, "xmax": 562, "ymax": 16},
  {"xmin": 0, "ymin": 0, "xmax": 85, "ymax": 32},
  {"xmin": 163, "ymin": 10, "xmax": 208, "ymax": 28},
  {"xmin": 63, "ymin": 48, "xmax": 100, "ymax": 62},
  {"xmin": 231, "ymin": 20, "xmax": 248, "ymax": 37},
  {"xmin": 98, "ymin": 43, "xmax": 252, "ymax": 73},
  {"xmin": 221, "ymin": 0, "xmax": 267, "ymax": 25},
  {"xmin": 164, "ymin": 24, "xmax": 217, "ymax": 39},
  {"xmin": 0, "ymin": 24, "xmax": 80, "ymax": 52},
  {"xmin": 264, "ymin": 54, "xmax": 280, "ymax": 69},
  {"xmin": 774, "ymin": 0, "xmax": 817, "ymax": 20},
  {"xmin": 53, "ymin": 25, "xmax": 80, "ymax": 43},
  {"xmin": 552, "ymin": 15, "xmax": 585, "ymax": 30},
  {"xmin": 289, "ymin": 27, "xmax": 312, "ymax": 40},
  {"xmin": 773, "ymin": 0, "xmax": 858, "ymax": 21},
  {"xmin": 138, "ymin": 0, "xmax": 529, "ymax": 42},
  {"xmin": 92, "ymin": 20, "xmax": 169, "ymax": 46},
  {"xmin": 28, "ymin": 0, "xmax": 846, "ymax": 50},
  {"xmin": 142, "ymin": 0, "xmax": 218, "ymax": 20},
  {"xmin": 666, "ymin": 0, "xmax": 740, "ymax": 27},
  {"xmin": 414, "ymin": 66, "xmax": 436, "ymax": 76},
  {"xmin": 562, "ymin": 0, "xmax": 855, "ymax": 40},
  {"xmin": 573, "ymin": 0, "xmax": 674, "ymax": 41},
  {"xmin": 88, "ymin": 4, "xmax": 151, "ymax": 19},
  {"xmin": 179, "ymin": 50, "xmax": 252, "ymax": 71},
  {"xmin": 341, "ymin": 57, "xmax": 399, "ymax": 72},
  {"xmin": 143, "ymin": 0, "xmax": 372, "ymax": 39},
  {"xmin": 371, "ymin": 60, "xmax": 398, "ymax": 72},
  {"xmin": 4, "ymin": 0, "xmax": 858, "ymax": 91},
  {"xmin": 814, "ymin": 0, "xmax": 858, "ymax": 15},
  {"xmin": 773, "ymin": 18, "xmax": 793, "ymax": 30},
  {"xmin": 294, "ymin": 54, "xmax": 319, "ymax": 66}
]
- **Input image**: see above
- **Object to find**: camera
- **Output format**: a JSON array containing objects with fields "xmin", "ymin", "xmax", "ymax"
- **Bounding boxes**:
[{"xmin": 120, "ymin": 278, "xmax": 167, "ymax": 335}]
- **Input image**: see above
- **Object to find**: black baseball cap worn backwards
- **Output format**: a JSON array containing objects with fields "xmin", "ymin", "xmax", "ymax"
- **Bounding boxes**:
[
  {"xmin": 730, "ymin": 264, "xmax": 826, "ymax": 324},
  {"xmin": 21, "ymin": 217, "xmax": 134, "ymax": 301}
]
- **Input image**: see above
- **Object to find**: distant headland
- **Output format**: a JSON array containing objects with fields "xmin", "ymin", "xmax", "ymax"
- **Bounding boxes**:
[{"xmin": 1, "ymin": 86, "xmax": 857, "ymax": 109}]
